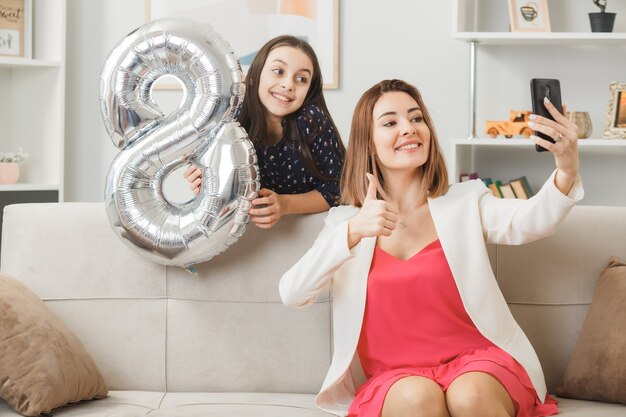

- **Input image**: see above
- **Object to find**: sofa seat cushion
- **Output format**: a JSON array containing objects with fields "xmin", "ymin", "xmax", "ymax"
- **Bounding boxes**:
[
  {"xmin": 555, "ymin": 397, "xmax": 626, "ymax": 416},
  {"xmin": 1, "ymin": 392, "xmax": 624, "ymax": 417},
  {"xmin": 2, "ymin": 392, "xmax": 624, "ymax": 416},
  {"xmin": 0, "ymin": 391, "xmax": 327, "ymax": 416}
]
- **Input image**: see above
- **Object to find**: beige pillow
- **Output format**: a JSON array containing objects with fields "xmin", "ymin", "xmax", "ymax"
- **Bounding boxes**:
[
  {"xmin": 0, "ymin": 275, "xmax": 108, "ymax": 416},
  {"xmin": 556, "ymin": 257, "xmax": 626, "ymax": 404}
]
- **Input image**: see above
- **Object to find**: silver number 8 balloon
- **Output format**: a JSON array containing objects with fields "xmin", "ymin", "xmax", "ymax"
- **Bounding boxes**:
[{"xmin": 100, "ymin": 19, "xmax": 259, "ymax": 269}]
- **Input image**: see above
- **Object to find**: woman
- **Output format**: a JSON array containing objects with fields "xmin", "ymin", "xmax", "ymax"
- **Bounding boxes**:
[
  {"xmin": 185, "ymin": 35, "xmax": 345, "ymax": 229},
  {"xmin": 279, "ymin": 79, "xmax": 582, "ymax": 416}
]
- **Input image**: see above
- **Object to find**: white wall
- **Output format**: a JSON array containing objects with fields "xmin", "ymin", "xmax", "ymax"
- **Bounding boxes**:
[{"xmin": 64, "ymin": 0, "xmax": 625, "ymax": 204}]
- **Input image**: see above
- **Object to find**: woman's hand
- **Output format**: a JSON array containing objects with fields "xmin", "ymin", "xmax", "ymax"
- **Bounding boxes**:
[
  {"xmin": 249, "ymin": 188, "xmax": 286, "ymax": 229},
  {"xmin": 183, "ymin": 164, "xmax": 202, "ymax": 195},
  {"xmin": 529, "ymin": 98, "xmax": 580, "ymax": 195},
  {"xmin": 347, "ymin": 174, "xmax": 398, "ymax": 248}
]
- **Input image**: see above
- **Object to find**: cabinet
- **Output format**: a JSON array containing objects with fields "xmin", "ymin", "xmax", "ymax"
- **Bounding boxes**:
[
  {"xmin": 450, "ymin": 0, "xmax": 626, "ymax": 206},
  {"xmin": 0, "ymin": 0, "xmax": 65, "ymax": 196},
  {"xmin": 0, "ymin": 0, "xmax": 65, "ymax": 248}
]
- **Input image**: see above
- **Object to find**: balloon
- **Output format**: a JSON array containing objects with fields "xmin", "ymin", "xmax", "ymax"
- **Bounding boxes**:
[{"xmin": 100, "ymin": 19, "xmax": 259, "ymax": 268}]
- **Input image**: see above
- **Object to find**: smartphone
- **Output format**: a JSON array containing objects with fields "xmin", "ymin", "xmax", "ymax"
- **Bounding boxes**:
[{"xmin": 530, "ymin": 78, "xmax": 563, "ymax": 152}]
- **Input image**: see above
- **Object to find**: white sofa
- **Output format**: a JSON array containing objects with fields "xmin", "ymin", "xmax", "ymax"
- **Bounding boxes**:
[{"xmin": 0, "ymin": 203, "xmax": 624, "ymax": 416}]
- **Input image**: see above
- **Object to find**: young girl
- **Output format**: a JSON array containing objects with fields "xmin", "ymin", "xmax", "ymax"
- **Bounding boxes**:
[
  {"xmin": 279, "ymin": 79, "xmax": 583, "ymax": 417},
  {"xmin": 185, "ymin": 35, "xmax": 345, "ymax": 229}
]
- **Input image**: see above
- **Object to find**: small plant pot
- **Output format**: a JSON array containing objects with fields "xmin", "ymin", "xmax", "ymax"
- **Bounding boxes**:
[
  {"xmin": 589, "ymin": 12, "xmax": 616, "ymax": 32},
  {"xmin": 0, "ymin": 162, "xmax": 20, "ymax": 184}
]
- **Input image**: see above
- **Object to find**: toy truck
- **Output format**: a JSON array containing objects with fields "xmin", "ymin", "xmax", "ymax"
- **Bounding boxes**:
[{"xmin": 485, "ymin": 110, "xmax": 534, "ymax": 138}]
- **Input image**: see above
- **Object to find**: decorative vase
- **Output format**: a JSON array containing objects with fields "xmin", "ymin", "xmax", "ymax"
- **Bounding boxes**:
[
  {"xmin": 589, "ymin": 12, "xmax": 616, "ymax": 32},
  {"xmin": 0, "ymin": 162, "xmax": 20, "ymax": 184},
  {"xmin": 567, "ymin": 112, "xmax": 593, "ymax": 139}
]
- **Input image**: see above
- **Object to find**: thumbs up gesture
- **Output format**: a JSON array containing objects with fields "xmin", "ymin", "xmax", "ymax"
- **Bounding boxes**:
[{"xmin": 347, "ymin": 173, "xmax": 398, "ymax": 248}]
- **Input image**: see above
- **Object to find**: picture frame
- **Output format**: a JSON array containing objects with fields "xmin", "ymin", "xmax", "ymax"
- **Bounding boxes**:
[
  {"xmin": 145, "ymin": 0, "xmax": 339, "ymax": 90},
  {"xmin": 0, "ymin": 0, "xmax": 32, "ymax": 58},
  {"xmin": 508, "ymin": 0, "xmax": 550, "ymax": 32},
  {"xmin": 603, "ymin": 81, "xmax": 626, "ymax": 139}
]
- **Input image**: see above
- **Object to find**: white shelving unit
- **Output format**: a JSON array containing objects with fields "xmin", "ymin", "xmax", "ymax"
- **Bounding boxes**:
[
  {"xmin": 0, "ymin": 0, "xmax": 65, "ymax": 198},
  {"xmin": 450, "ymin": 0, "xmax": 626, "ymax": 206},
  {"xmin": 452, "ymin": 32, "xmax": 626, "ymax": 46}
]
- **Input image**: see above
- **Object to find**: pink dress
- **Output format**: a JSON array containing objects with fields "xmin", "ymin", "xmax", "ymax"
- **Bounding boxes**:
[{"xmin": 348, "ymin": 239, "xmax": 558, "ymax": 417}]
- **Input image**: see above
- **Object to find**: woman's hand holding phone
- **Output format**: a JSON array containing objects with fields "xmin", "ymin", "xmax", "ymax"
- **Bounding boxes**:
[{"xmin": 528, "ymin": 98, "xmax": 580, "ymax": 195}]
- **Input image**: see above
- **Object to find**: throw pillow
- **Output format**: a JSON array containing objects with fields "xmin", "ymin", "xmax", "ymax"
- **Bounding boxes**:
[
  {"xmin": 0, "ymin": 274, "xmax": 108, "ymax": 416},
  {"xmin": 556, "ymin": 256, "xmax": 626, "ymax": 404}
]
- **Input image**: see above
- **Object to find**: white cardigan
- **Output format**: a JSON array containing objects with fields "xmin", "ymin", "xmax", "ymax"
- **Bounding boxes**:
[{"xmin": 279, "ymin": 171, "xmax": 583, "ymax": 416}]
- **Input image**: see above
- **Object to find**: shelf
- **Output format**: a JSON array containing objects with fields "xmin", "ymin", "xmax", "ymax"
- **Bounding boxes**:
[
  {"xmin": 451, "ymin": 0, "xmax": 626, "ymax": 206},
  {"xmin": 0, "ymin": 184, "xmax": 60, "ymax": 192},
  {"xmin": 452, "ymin": 32, "xmax": 626, "ymax": 46},
  {"xmin": 451, "ymin": 138, "xmax": 626, "ymax": 147},
  {"xmin": 0, "ymin": 57, "xmax": 63, "ymax": 69}
]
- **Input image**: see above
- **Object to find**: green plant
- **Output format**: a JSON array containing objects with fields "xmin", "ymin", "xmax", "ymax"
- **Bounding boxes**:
[
  {"xmin": 594, "ymin": 0, "xmax": 607, "ymax": 13},
  {"xmin": 0, "ymin": 149, "xmax": 28, "ymax": 163}
]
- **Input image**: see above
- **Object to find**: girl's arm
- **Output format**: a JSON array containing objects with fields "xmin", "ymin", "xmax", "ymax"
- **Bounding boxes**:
[
  {"xmin": 250, "ymin": 189, "xmax": 329, "ymax": 229},
  {"xmin": 280, "ymin": 189, "xmax": 329, "ymax": 214}
]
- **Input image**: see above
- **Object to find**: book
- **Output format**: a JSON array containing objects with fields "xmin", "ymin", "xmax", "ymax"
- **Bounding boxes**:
[
  {"xmin": 499, "ymin": 182, "xmax": 516, "ymax": 199},
  {"xmin": 488, "ymin": 180, "xmax": 502, "ymax": 198},
  {"xmin": 509, "ymin": 178, "xmax": 528, "ymax": 199},
  {"xmin": 511, "ymin": 176, "xmax": 534, "ymax": 198}
]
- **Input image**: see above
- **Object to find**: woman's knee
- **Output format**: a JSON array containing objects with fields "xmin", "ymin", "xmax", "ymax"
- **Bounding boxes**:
[
  {"xmin": 382, "ymin": 376, "xmax": 448, "ymax": 417},
  {"xmin": 446, "ymin": 373, "xmax": 515, "ymax": 417},
  {"xmin": 446, "ymin": 381, "xmax": 484, "ymax": 415}
]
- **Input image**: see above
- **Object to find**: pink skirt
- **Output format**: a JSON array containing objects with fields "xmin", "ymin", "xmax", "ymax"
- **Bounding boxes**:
[{"xmin": 348, "ymin": 346, "xmax": 558, "ymax": 417}]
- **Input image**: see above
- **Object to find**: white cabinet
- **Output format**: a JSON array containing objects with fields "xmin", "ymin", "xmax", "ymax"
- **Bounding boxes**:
[
  {"xmin": 0, "ymin": 0, "xmax": 66, "ymax": 197},
  {"xmin": 450, "ymin": 0, "xmax": 626, "ymax": 206}
]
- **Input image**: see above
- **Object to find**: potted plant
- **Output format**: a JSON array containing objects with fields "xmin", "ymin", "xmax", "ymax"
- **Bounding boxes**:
[
  {"xmin": 0, "ymin": 149, "xmax": 28, "ymax": 184},
  {"xmin": 589, "ymin": 0, "xmax": 616, "ymax": 32}
]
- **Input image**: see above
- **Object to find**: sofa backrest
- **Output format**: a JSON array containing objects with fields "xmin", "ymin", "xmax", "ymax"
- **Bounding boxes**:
[
  {"xmin": 0, "ymin": 203, "xmax": 331, "ymax": 393},
  {"xmin": 490, "ymin": 205, "xmax": 626, "ymax": 391},
  {"xmin": 1, "ymin": 203, "xmax": 625, "ymax": 394}
]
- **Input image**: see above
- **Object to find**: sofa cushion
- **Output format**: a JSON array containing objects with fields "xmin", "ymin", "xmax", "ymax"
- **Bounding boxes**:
[
  {"xmin": 2, "ymin": 391, "xmax": 624, "ymax": 417},
  {"xmin": 0, "ymin": 391, "xmax": 329, "ymax": 416},
  {"xmin": 0, "ymin": 274, "xmax": 108, "ymax": 416},
  {"xmin": 556, "ymin": 257, "xmax": 626, "ymax": 404}
]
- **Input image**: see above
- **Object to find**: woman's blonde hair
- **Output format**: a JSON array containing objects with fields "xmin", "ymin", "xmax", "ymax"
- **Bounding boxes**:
[{"xmin": 340, "ymin": 79, "xmax": 448, "ymax": 207}]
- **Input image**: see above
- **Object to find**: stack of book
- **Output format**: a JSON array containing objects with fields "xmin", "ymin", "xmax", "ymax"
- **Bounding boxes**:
[
  {"xmin": 459, "ymin": 173, "xmax": 535, "ymax": 199},
  {"xmin": 483, "ymin": 177, "xmax": 534, "ymax": 199}
]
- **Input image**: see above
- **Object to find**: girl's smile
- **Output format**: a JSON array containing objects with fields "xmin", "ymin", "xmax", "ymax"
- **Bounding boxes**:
[{"xmin": 270, "ymin": 91, "xmax": 295, "ymax": 104}]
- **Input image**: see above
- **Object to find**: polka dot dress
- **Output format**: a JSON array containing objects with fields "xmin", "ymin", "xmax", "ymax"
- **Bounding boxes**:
[{"xmin": 255, "ymin": 104, "xmax": 344, "ymax": 206}]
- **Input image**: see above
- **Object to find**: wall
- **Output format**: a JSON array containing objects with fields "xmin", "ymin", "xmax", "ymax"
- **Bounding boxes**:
[
  {"xmin": 65, "ymin": 0, "xmax": 625, "ymax": 204},
  {"xmin": 64, "ymin": 0, "xmax": 467, "ymax": 202}
]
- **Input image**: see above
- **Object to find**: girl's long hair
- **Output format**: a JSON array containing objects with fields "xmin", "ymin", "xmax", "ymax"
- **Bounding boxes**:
[
  {"xmin": 238, "ymin": 35, "xmax": 344, "ymax": 181},
  {"xmin": 340, "ymin": 79, "xmax": 448, "ymax": 207}
]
